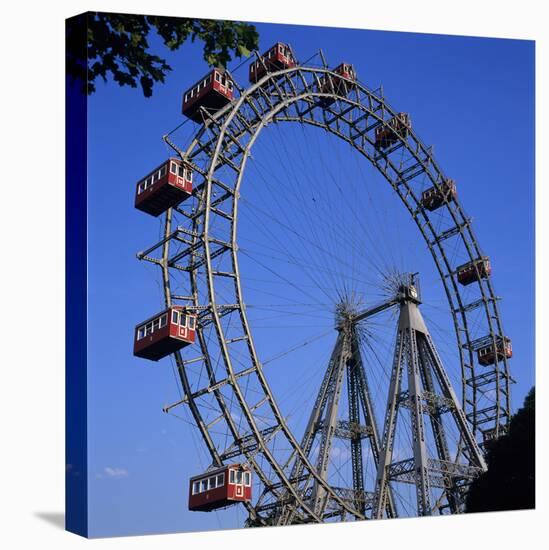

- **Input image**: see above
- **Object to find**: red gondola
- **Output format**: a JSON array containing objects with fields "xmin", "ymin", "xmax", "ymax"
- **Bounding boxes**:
[
  {"xmin": 188, "ymin": 464, "xmax": 252, "ymax": 512},
  {"xmin": 133, "ymin": 306, "xmax": 197, "ymax": 361},
  {"xmin": 182, "ymin": 68, "xmax": 235, "ymax": 123},
  {"xmin": 481, "ymin": 424, "xmax": 508, "ymax": 444},
  {"xmin": 456, "ymin": 256, "xmax": 491, "ymax": 286},
  {"xmin": 318, "ymin": 63, "xmax": 357, "ymax": 106},
  {"xmin": 134, "ymin": 158, "xmax": 193, "ymax": 217},
  {"xmin": 477, "ymin": 337, "xmax": 512, "ymax": 366},
  {"xmin": 421, "ymin": 179, "xmax": 457, "ymax": 211},
  {"xmin": 249, "ymin": 42, "xmax": 297, "ymax": 83},
  {"xmin": 375, "ymin": 113, "xmax": 411, "ymax": 150}
]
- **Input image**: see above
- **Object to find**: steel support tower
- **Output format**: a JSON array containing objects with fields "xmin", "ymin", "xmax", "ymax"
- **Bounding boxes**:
[
  {"xmin": 372, "ymin": 276, "xmax": 487, "ymax": 517},
  {"xmin": 273, "ymin": 296, "xmax": 400, "ymax": 524},
  {"xmin": 270, "ymin": 275, "xmax": 487, "ymax": 523}
]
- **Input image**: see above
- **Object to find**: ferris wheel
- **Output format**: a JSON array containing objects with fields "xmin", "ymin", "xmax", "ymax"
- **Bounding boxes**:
[{"xmin": 132, "ymin": 42, "xmax": 513, "ymax": 525}]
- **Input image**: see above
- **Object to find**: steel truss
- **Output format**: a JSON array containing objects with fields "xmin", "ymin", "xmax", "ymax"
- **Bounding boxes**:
[
  {"xmin": 372, "ymin": 279, "xmax": 487, "ymax": 517},
  {"xmin": 136, "ymin": 54, "xmax": 512, "ymax": 525},
  {"xmin": 264, "ymin": 298, "xmax": 397, "ymax": 524}
]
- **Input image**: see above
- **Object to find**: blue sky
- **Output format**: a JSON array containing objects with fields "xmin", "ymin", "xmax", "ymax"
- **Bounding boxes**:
[{"xmin": 86, "ymin": 18, "xmax": 534, "ymax": 537}]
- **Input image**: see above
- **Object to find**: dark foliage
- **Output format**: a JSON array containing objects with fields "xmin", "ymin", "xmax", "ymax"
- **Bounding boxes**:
[
  {"xmin": 66, "ymin": 13, "xmax": 259, "ymax": 97},
  {"xmin": 466, "ymin": 387, "xmax": 535, "ymax": 512}
]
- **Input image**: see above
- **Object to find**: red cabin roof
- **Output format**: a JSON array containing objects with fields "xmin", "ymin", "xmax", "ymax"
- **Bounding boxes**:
[
  {"xmin": 477, "ymin": 336, "xmax": 512, "ymax": 366},
  {"xmin": 456, "ymin": 256, "xmax": 491, "ymax": 286},
  {"xmin": 318, "ymin": 63, "xmax": 357, "ymax": 106},
  {"xmin": 421, "ymin": 179, "xmax": 457, "ymax": 211},
  {"xmin": 133, "ymin": 306, "xmax": 197, "ymax": 361},
  {"xmin": 333, "ymin": 63, "xmax": 357, "ymax": 80},
  {"xmin": 189, "ymin": 464, "xmax": 252, "ymax": 512},
  {"xmin": 249, "ymin": 42, "xmax": 297, "ymax": 83},
  {"xmin": 134, "ymin": 158, "xmax": 193, "ymax": 217},
  {"xmin": 375, "ymin": 113, "xmax": 411, "ymax": 150},
  {"xmin": 481, "ymin": 424, "xmax": 508, "ymax": 443},
  {"xmin": 182, "ymin": 68, "xmax": 235, "ymax": 123}
]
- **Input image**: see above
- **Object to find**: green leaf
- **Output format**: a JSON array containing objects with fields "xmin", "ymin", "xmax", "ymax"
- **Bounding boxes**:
[
  {"xmin": 75, "ymin": 14, "xmax": 260, "ymax": 96},
  {"xmin": 236, "ymin": 44, "xmax": 250, "ymax": 58}
]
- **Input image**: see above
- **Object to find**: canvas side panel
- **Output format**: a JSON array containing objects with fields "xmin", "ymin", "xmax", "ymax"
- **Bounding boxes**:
[{"xmin": 65, "ymin": 12, "xmax": 89, "ymax": 538}]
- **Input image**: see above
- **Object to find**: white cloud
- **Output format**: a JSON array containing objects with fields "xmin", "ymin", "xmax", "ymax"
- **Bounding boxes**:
[{"xmin": 103, "ymin": 467, "xmax": 129, "ymax": 478}]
